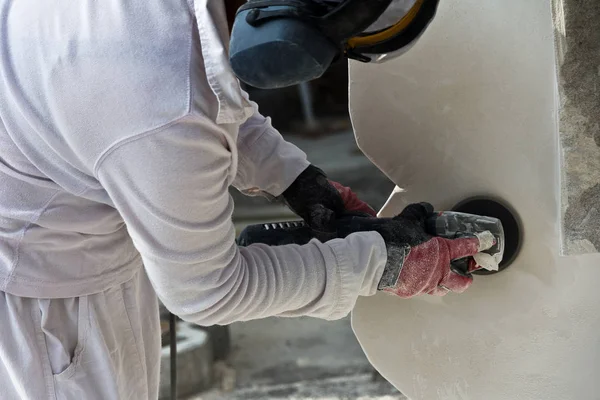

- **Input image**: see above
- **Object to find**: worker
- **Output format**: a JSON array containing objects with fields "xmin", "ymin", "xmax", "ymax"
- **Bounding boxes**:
[{"xmin": 0, "ymin": 0, "xmax": 492, "ymax": 398}]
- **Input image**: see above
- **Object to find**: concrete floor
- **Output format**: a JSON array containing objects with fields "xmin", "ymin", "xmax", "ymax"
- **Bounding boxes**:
[{"xmin": 193, "ymin": 316, "xmax": 404, "ymax": 400}]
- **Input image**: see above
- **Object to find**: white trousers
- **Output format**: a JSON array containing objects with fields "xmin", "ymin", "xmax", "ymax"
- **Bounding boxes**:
[{"xmin": 0, "ymin": 269, "xmax": 161, "ymax": 399}]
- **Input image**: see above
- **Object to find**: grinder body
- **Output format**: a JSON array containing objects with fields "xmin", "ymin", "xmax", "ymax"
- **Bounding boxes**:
[{"xmin": 239, "ymin": 211, "xmax": 505, "ymax": 274}]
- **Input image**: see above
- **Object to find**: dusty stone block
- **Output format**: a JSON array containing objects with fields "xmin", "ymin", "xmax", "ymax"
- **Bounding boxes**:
[
  {"xmin": 553, "ymin": 0, "xmax": 600, "ymax": 254},
  {"xmin": 159, "ymin": 323, "xmax": 213, "ymax": 399}
]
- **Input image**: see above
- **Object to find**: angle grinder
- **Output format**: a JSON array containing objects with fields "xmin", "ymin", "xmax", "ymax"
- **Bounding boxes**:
[{"xmin": 238, "ymin": 197, "xmax": 521, "ymax": 276}]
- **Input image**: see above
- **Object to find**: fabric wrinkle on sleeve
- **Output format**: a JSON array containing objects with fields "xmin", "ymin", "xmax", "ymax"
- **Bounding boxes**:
[
  {"xmin": 95, "ymin": 114, "xmax": 387, "ymax": 325},
  {"xmin": 232, "ymin": 92, "xmax": 310, "ymax": 198}
]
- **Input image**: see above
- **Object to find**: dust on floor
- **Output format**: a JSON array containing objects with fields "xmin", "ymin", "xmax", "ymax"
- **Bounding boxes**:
[{"xmin": 192, "ymin": 316, "xmax": 405, "ymax": 400}]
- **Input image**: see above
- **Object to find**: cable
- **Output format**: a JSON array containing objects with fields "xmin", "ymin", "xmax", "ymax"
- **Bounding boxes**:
[{"xmin": 169, "ymin": 312, "xmax": 177, "ymax": 400}]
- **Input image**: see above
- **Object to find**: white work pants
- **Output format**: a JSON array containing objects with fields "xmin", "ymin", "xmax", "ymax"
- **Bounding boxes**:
[{"xmin": 0, "ymin": 268, "xmax": 161, "ymax": 399}]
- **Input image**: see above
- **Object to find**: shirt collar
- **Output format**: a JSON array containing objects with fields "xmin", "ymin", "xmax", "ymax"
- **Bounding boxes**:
[{"xmin": 192, "ymin": 0, "xmax": 253, "ymax": 124}]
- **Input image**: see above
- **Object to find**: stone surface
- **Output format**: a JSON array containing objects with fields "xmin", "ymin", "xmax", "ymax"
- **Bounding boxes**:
[
  {"xmin": 348, "ymin": 0, "xmax": 600, "ymax": 398},
  {"xmin": 553, "ymin": 0, "xmax": 600, "ymax": 254},
  {"xmin": 159, "ymin": 323, "xmax": 213, "ymax": 400}
]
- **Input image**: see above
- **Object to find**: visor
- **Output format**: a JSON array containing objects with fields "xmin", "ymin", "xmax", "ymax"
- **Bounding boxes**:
[
  {"xmin": 346, "ymin": 0, "xmax": 440, "ymax": 63},
  {"xmin": 229, "ymin": 0, "xmax": 440, "ymax": 88}
]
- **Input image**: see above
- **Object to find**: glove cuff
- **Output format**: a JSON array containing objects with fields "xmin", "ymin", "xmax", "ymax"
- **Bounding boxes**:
[
  {"xmin": 377, "ymin": 243, "xmax": 410, "ymax": 291},
  {"xmin": 280, "ymin": 165, "xmax": 323, "ymax": 202},
  {"xmin": 279, "ymin": 164, "xmax": 345, "ymax": 228}
]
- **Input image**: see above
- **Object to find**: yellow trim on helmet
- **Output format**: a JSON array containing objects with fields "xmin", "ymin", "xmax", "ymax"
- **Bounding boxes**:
[{"xmin": 347, "ymin": 0, "xmax": 425, "ymax": 48}]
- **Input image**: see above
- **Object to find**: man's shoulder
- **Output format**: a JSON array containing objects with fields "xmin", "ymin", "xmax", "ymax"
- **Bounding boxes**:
[{"xmin": 5, "ymin": 0, "xmax": 196, "ymax": 167}]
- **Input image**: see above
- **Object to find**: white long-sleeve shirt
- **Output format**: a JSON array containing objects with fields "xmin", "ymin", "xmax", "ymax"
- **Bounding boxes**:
[{"xmin": 0, "ymin": 0, "xmax": 387, "ymax": 324}]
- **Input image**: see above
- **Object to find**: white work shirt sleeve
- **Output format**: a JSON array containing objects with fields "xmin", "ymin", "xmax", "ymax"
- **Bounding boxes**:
[
  {"xmin": 233, "ymin": 94, "xmax": 310, "ymax": 197},
  {"xmin": 95, "ymin": 115, "xmax": 387, "ymax": 325}
]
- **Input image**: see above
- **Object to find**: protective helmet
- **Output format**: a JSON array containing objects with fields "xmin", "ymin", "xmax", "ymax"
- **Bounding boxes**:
[{"xmin": 229, "ymin": 0, "xmax": 440, "ymax": 89}]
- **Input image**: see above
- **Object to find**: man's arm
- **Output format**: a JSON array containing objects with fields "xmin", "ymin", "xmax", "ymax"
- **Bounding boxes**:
[
  {"xmin": 232, "ymin": 93, "xmax": 310, "ymax": 198},
  {"xmin": 95, "ymin": 113, "xmax": 387, "ymax": 325},
  {"xmin": 232, "ymin": 93, "xmax": 376, "ymax": 223}
]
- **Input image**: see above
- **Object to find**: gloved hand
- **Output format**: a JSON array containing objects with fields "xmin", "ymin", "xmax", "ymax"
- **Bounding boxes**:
[
  {"xmin": 328, "ymin": 181, "xmax": 377, "ymax": 217},
  {"xmin": 374, "ymin": 203, "xmax": 494, "ymax": 297},
  {"xmin": 281, "ymin": 165, "xmax": 376, "ymax": 231}
]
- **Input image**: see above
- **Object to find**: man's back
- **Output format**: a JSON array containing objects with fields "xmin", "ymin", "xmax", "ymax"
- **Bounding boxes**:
[{"xmin": 0, "ymin": 0, "xmax": 195, "ymax": 297}]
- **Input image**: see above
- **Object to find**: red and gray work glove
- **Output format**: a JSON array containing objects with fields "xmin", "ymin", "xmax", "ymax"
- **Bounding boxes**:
[
  {"xmin": 374, "ymin": 203, "xmax": 493, "ymax": 297},
  {"xmin": 281, "ymin": 165, "xmax": 376, "ymax": 231}
]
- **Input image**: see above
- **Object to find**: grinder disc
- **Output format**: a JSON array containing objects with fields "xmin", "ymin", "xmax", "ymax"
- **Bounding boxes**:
[{"xmin": 452, "ymin": 197, "xmax": 522, "ymax": 275}]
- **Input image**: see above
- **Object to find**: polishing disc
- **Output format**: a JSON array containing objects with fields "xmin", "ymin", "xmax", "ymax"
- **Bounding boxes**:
[{"xmin": 452, "ymin": 197, "xmax": 522, "ymax": 275}]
